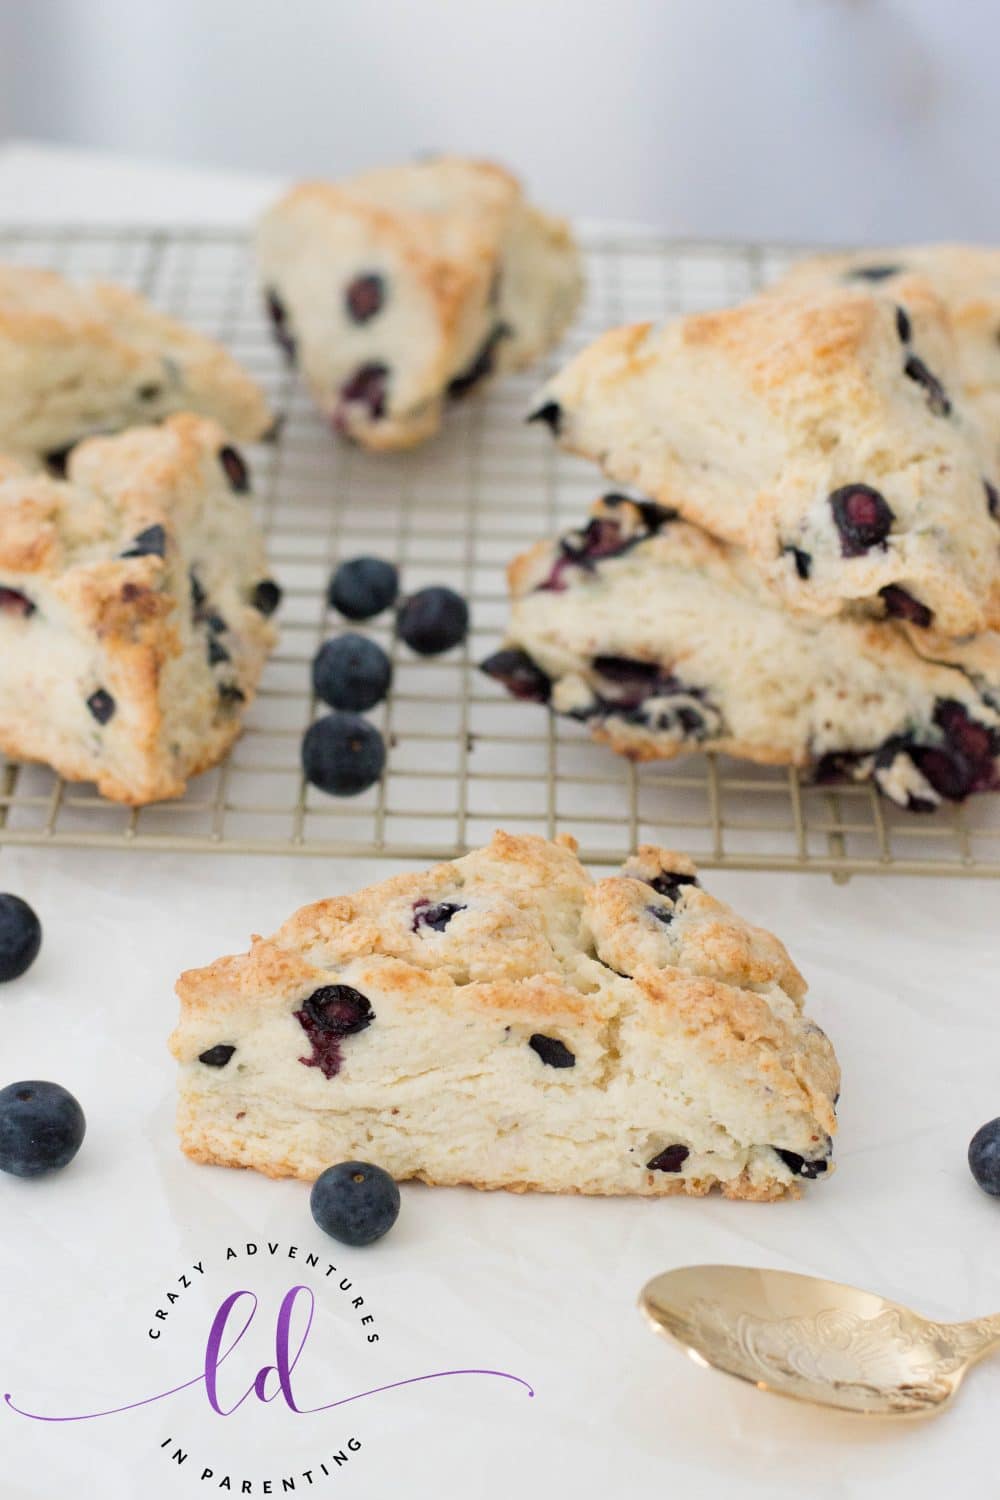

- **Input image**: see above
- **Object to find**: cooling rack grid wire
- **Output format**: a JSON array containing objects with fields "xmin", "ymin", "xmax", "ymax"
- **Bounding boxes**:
[{"xmin": 0, "ymin": 224, "xmax": 996, "ymax": 878}]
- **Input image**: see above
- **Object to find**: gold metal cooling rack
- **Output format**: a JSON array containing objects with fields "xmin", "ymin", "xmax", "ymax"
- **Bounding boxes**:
[{"xmin": 0, "ymin": 224, "xmax": 996, "ymax": 879}]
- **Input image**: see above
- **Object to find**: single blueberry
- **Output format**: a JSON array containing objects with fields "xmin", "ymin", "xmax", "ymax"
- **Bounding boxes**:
[
  {"xmin": 527, "ymin": 400, "xmax": 563, "ymax": 435},
  {"xmin": 904, "ymin": 355, "xmax": 951, "ymax": 416},
  {"xmin": 528, "ymin": 1033, "xmax": 576, "ymax": 1068},
  {"xmin": 783, "ymin": 546, "xmax": 812, "ymax": 580},
  {"xmin": 338, "ymin": 363, "xmax": 389, "ymax": 421},
  {"xmin": 302, "ymin": 713, "xmax": 386, "ymax": 796},
  {"xmin": 829, "ymin": 485, "xmax": 894, "ymax": 556},
  {"xmin": 0, "ymin": 895, "xmax": 42, "ymax": 982},
  {"xmin": 120, "ymin": 524, "xmax": 167, "ymax": 558},
  {"xmin": 879, "ymin": 584, "xmax": 933, "ymax": 627},
  {"xmin": 302, "ymin": 985, "xmax": 374, "ymax": 1036},
  {"xmin": 648, "ymin": 871, "xmax": 699, "ymax": 903},
  {"xmin": 217, "ymin": 683, "xmax": 247, "ymax": 711},
  {"xmin": 345, "ymin": 273, "xmax": 386, "ymax": 324},
  {"xmin": 87, "ymin": 688, "xmax": 116, "ymax": 725},
  {"xmin": 646, "ymin": 1144, "xmax": 689, "ymax": 1172},
  {"xmin": 312, "ymin": 634, "xmax": 392, "ymax": 712},
  {"xmin": 969, "ymin": 1118, "xmax": 1000, "ymax": 1195},
  {"xmin": 44, "ymin": 443, "xmax": 75, "ymax": 476},
  {"xmin": 775, "ymin": 1147, "xmax": 829, "ymax": 1179},
  {"xmin": 219, "ymin": 446, "xmax": 250, "ymax": 494},
  {"xmin": 0, "ymin": 586, "xmax": 35, "ymax": 618},
  {"xmin": 328, "ymin": 557, "xmax": 399, "ymax": 620},
  {"xmin": 479, "ymin": 648, "xmax": 552, "ymax": 704},
  {"xmin": 647, "ymin": 905, "xmax": 674, "ymax": 927},
  {"xmin": 0, "ymin": 1081, "xmax": 86, "ymax": 1178},
  {"xmin": 310, "ymin": 1161, "xmax": 400, "ymax": 1247},
  {"xmin": 208, "ymin": 636, "xmax": 231, "ymax": 667},
  {"xmin": 199, "ymin": 1044, "xmax": 236, "ymax": 1067},
  {"xmin": 412, "ymin": 899, "xmax": 465, "ymax": 934},
  {"xmin": 397, "ymin": 586, "xmax": 469, "ymax": 655},
  {"xmin": 251, "ymin": 579, "xmax": 282, "ymax": 617}
]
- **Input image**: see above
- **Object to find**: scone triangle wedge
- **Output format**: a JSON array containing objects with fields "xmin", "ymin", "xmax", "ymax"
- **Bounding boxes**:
[
  {"xmin": 171, "ymin": 832, "xmax": 839, "ymax": 1201},
  {"xmin": 0, "ymin": 415, "xmax": 279, "ymax": 803},
  {"xmin": 530, "ymin": 282, "xmax": 1000, "ymax": 636}
]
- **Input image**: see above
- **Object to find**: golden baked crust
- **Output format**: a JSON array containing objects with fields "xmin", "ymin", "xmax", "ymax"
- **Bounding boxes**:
[
  {"xmin": 171, "ymin": 832, "xmax": 838, "ymax": 1199},
  {"xmin": 532, "ymin": 284, "xmax": 1000, "ymax": 636},
  {"xmin": 0, "ymin": 414, "xmax": 277, "ymax": 802},
  {"xmin": 0, "ymin": 264, "xmax": 272, "ymax": 463}
]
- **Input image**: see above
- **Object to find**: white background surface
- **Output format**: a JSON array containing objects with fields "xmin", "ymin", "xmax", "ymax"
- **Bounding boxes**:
[
  {"xmin": 3, "ymin": 0, "xmax": 1000, "ymax": 243},
  {"xmin": 0, "ymin": 147, "xmax": 999, "ymax": 1500}
]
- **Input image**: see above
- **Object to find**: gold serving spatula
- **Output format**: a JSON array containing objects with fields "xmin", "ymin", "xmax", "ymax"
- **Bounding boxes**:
[{"xmin": 640, "ymin": 1264, "xmax": 1000, "ymax": 1417}]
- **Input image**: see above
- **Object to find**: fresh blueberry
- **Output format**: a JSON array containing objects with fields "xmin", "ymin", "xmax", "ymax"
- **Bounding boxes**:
[
  {"xmin": 904, "ymin": 355, "xmax": 951, "ymax": 416},
  {"xmin": 199, "ymin": 1044, "xmax": 236, "ymax": 1067},
  {"xmin": 0, "ymin": 1081, "xmax": 86, "ymax": 1178},
  {"xmin": 397, "ymin": 586, "xmax": 469, "ymax": 655},
  {"xmin": 879, "ymin": 584, "xmax": 933, "ymax": 627},
  {"xmin": 219, "ymin": 446, "xmax": 250, "ymax": 494},
  {"xmin": 251, "ymin": 579, "xmax": 282, "ymax": 617},
  {"xmin": 969, "ymin": 1118, "xmax": 1000, "ymax": 1195},
  {"xmin": 829, "ymin": 485, "xmax": 894, "ymax": 556},
  {"xmin": 345, "ymin": 273, "xmax": 385, "ymax": 324},
  {"xmin": 337, "ymin": 363, "xmax": 389, "ymax": 422},
  {"xmin": 528, "ymin": 1034, "xmax": 575, "ymax": 1068},
  {"xmin": 894, "ymin": 305, "xmax": 912, "ymax": 342},
  {"xmin": 302, "ymin": 713, "xmax": 386, "ymax": 796},
  {"xmin": 312, "ymin": 634, "xmax": 392, "ymax": 712},
  {"xmin": 120, "ymin": 524, "xmax": 167, "ymax": 559},
  {"xmin": 646, "ymin": 1144, "xmax": 689, "ymax": 1172},
  {"xmin": 0, "ymin": 895, "xmax": 42, "ymax": 982},
  {"xmin": 0, "ymin": 586, "xmax": 35, "ymax": 618},
  {"xmin": 86, "ymin": 688, "xmax": 116, "ymax": 725},
  {"xmin": 412, "ymin": 900, "xmax": 465, "ymax": 934},
  {"xmin": 328, "ymin": 557, "xmax": 399, "ymax": 621},
  {"xmin": 527, "ymin": 400, "xmax": 563, "ymax": 435},
  {"xmin": 310, "ymin": 1161, "xmax": 400, "ymax": 1247},
  {"xmin": 479, "ymin": 648, "xmax": 552, "ymax": 704}
]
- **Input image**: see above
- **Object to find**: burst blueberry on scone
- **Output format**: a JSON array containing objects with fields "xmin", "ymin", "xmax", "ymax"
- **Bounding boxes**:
[
  {"xmin": 529, "ymin": 283, "xmax": 1000, "ymax": 637},
  {"xmin": 481, "ymin": 494, "xmax": 1000, "ymax": 810},
  {"xmin": 170, "ymin": 831, "xmax": 838, "ymax": 1200},
  {"xmin": 0, "ymin": 264, "xmax": 273, "ymax": 469},
  {"xmin": 0, "ymin": 415, "xmax": 279, "ymax": 803},
  {"xmin": 257, "ymin": 157, "xmax": 582, "ymax": 450},
  {"xmin": 772, "ymin": 245, "xmax": 1000, "ymax": 446}
]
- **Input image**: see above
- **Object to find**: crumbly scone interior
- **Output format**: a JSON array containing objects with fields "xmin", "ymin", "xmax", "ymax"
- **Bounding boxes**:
[{"xmin": 171, "ymin": 833, "xmax": 838, "ymax": 1200}]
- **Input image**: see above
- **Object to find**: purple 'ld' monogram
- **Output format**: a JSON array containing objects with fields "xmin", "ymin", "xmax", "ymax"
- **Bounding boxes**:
[{"xmin": 4, "ymin": 1284, "xmax": 533, "ymax": 1422}]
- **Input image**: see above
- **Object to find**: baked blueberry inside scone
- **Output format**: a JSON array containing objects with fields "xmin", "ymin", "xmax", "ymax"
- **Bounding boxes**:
[
  {"xmin": 483, "ymin": 493, "xmax": 1000, "ymax": 811},
  {"xmin": 170, "ymin": 831, "xmax": 839, "ymax": 1201}
]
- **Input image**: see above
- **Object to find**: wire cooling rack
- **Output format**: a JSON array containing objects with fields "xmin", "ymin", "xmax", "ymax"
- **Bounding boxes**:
[{"xmin": 0, "ymin": 223, "xmax": 997, "ymax": 878}]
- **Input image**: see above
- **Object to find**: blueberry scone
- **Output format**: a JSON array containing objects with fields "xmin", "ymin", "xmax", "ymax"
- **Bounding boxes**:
[
  {"xmin": 773, "ymin": 245, "xmax": 1000, "ymax": 444},
  {"xmin": 482, "ymin": 495, "xmax": 1000, "ymax": 810},
  {"xmin": 258, "ymin": 157, "xmax": 582, "ymax": 450},
  {"xmin": 0, "ymin": 415, "xmax": 280, "ymax": 803},
  {"xmin": 170, "ymin": 831, "xmax": 838, "ymax": 1201},
  {"xmin": 0, "ymin": 264, "xmax": 273, "ymax": 468},
  {"xmin": 530, "ymin": 285, "xmax": 1000, "ymax": 637}
]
